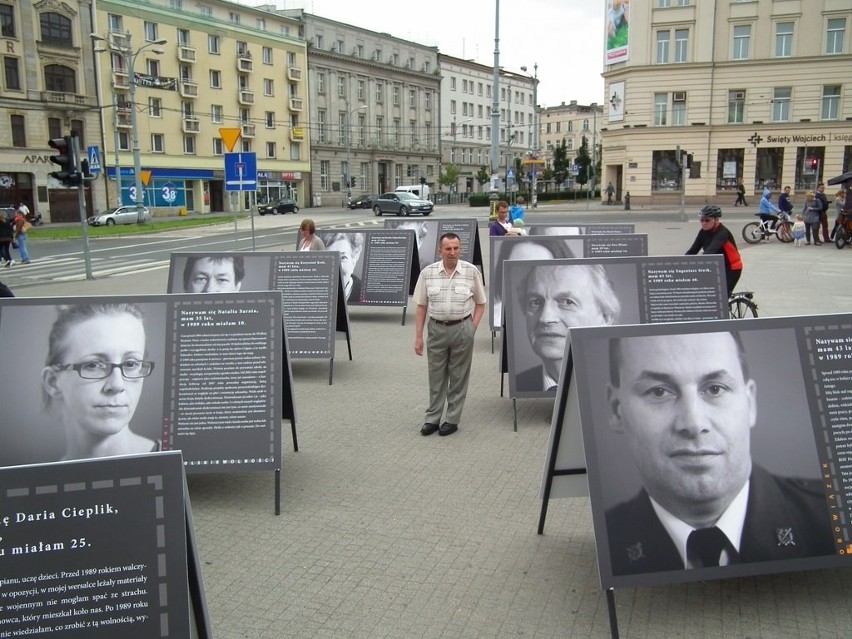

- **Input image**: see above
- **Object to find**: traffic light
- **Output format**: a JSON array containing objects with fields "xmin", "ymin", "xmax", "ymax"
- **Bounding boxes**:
[
  {"xmin": 807, "ymin": 157, "xmax": 819, "ymax": 170},
  {"xmin": 48, "ymin": 136, "xmax": 79, "ymax": 186},
  {"xmin": 686, "ymin": 153, "xmax": 694, "ymax": 170},
  {"xmin": 350, "ymin": 176, "xmax": 356, "ymax": 188},
  {"xmin": 419, "ymin": 176, "xmax": 426, "ymax": 186},
  {"xmin": 80, "ymin": 158, "xmax": 94, "ymax": 182}
]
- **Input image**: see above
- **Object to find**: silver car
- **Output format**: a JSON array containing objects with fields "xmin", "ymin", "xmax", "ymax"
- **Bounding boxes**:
[
  {"xmin": 373, "ymin": 192, "xmax": 433, "ymax": 217},
  {"xmin": 88, "ymin": 205, "xmax": 151, "ymax": 226}
]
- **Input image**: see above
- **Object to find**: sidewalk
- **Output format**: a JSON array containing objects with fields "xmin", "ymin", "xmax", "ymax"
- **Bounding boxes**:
[{"xmin": 11, "ymin": 215, "xmax": 852, "ymax": 638}]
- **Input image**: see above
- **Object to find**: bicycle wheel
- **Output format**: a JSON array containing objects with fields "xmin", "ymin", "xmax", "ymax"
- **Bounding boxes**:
[
  {"xmin": 742, "ymin": 222, "xmax": 763, "ymax": 244},
  {"xmin": 729, "ymin": 296, "xmax": 758, "ymax": 319},
  {"xmin": 776, "ymin": 221, "xmax": 793, "ymax": 243},
  {"xmin": 835, "ymin": 227, "xmax": 848, "ymax": 250}
]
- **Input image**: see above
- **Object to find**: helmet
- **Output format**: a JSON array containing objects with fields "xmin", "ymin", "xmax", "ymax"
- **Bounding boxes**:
[{"xmin": 699, "ymin": 204, "xmax": 722, "ymax": 219}]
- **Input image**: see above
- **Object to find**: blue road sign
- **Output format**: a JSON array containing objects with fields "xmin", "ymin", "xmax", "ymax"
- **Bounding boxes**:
[
  {"xmin": 224, "ymin": 152, "xmax": 257, "ymax": 192},
  {"xmin": 87, "ymin": 146, "xmax": 102, "ymax": 176}
]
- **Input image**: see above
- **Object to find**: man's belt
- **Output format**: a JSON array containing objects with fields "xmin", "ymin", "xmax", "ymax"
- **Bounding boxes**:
[{"xmin": 432, "ymin": 314, "xmax": 471, "ymax": 326}]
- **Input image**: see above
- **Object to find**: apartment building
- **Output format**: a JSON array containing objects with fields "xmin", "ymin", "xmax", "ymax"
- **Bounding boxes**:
[
  {"xmin": 276, "ymin": 11, "xmax": 440, "ymax": 203},
  {"xmin": 602, "ymin": 0, "xmax": 852, "ymax": 206},
  {"xmin": 0, "ymin": 0, "xmax": 104, "ymax": 222},
  {"xmin": 93, "ymin": 0, "xmax": 309, "ymax": 214},
  {"xmin": 539, "ymin": 101, "xmax": 605, "ymax": 190},
  {"xmin": 439, "ymin": 55, "xmax": 537, "ymax": 195}
]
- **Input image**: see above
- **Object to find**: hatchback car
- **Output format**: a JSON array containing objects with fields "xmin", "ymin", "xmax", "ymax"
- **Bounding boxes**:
[
  {"xmin": 258, "ymin": 198, "xmax": 299, "ymax": 215},
  {"xmin": 349, "ymin": 194, "xmax": 379, "ymax": 210},
  {"xmin": 88, "ymin": 205, "xmax": 151, "ymax": 226},
  {"xmin": 373, "ymin": 192, "xmax": 433, "ymax": 217}
]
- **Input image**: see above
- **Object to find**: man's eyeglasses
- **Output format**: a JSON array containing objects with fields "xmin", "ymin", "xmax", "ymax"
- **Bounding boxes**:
[{"xmin": 53, "ymin": 360, "xmax": 155, "ymax": 380}]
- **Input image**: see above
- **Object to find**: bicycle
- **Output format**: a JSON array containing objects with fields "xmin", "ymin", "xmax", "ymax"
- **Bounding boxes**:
[
  {"xmin": 729, "ymin": 291, "xmax": 758, "ymax": 319},
  {"xmin": 742, "ymin": 214, "xmax": 793, "ymax": 244}
]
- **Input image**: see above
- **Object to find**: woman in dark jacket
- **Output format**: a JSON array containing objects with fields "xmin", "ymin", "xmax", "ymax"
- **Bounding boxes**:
[{"xmin": 0, "ymin": 213, "xmax": 14, "ymax": 266}]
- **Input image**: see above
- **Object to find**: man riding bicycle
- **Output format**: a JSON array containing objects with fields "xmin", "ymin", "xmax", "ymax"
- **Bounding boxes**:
[
  {"xmin": 759, "ymin": 187, "xmax": 784, "ymax": 229},
  {"xmin": 686, "ymin": 205, "xmax": 743, "ymax": 296}
]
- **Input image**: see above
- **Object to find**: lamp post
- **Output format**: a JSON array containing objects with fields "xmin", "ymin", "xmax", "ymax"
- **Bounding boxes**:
[
  {"xmin": 343, "ymin": 97, "xmax": 367, "ymax": 200},
  {"xmin": 521, "ymin": 64, "xmax": 539, "ymax": 207},
  {"xmin": 450, "ymin": 116, "xmax": 472, "ymax": 194},
  {"xmin": 93, "ymin": 32, "xmax": 166, "ymax": 224}
]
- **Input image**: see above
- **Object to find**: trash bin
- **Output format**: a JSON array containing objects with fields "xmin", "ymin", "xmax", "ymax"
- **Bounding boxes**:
[{"xmin": 313, "ymin": 194, "xmax": 322, "ymax": 207}]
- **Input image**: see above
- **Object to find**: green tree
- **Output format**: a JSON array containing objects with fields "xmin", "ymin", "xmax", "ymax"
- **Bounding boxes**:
[
  {"xmin": 476, "ymin": 165, "xmax": 490, "ymax": 188},
  {"xmin": 439, "ymin": 164, "xmax": 461, "ymax": 190},
  {"xmin": 552, "ymin": 140, "xmax": 570, "ymax": 187},
  {"xmin": 574, "ymin": 136, "xmax": 592, "ymax": 187}
]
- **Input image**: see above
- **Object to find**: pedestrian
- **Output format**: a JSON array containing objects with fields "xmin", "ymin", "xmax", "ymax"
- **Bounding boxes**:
[
  {"xmin": 792, "ymin": 214, "xmax": 806, "ymax": 247},
  {"xmin": 605, "ymin": 182, "xmax": 615, "ymax": 205},
  {"xmin": 297, "ymin": 218, "xmax": 325, "ymax": 251},
  {"xmin": 13, "ymin": 207, "xmax": 32, "ymax": 264},
  {"xmin": 413, "ymin": 232, "xmax": 486, "ymax": 437},
  {"xmin": 831, "ymin": 188, "xmax": 846, "ymax": 240},
  {"xmin": 802, "ymin": 191, "xmax": 821, "ymax": 246},
  {"xmin": 734, "ymin": 182, "xmax": 748, "ymax": 207},
  {"xmin": 0, "ymin": 213, "xmax": 14, "ymax": 267},
  {"xmin": 815, "ymin": 183, "xmax": 830, "ymax": 243},
  {"xmin": 510, "ymin": 196, "xmax": 525, "ymax": 223},
  {"xmin": 489, "ymin": 200, "xmax": 517, "ymax": 237},
  {"xmin": 778, "ymin": 186, "xmax": 794, "ymax": 221},
  {"xmin": 16, "ymin": 200, "xmax": 30, "ymax": 220}
]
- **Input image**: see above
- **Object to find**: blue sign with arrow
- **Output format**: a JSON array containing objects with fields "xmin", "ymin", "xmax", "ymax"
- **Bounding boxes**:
[{"xmin": 224, "ymin": 152, "xmax": 257, "ymax": 192}]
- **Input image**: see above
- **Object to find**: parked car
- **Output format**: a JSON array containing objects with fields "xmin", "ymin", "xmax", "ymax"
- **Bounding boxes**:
[
  {"xmin": 349, "ymin": 194, "xmax": 379, "ymax": 210},
  {"xmin": 373, "ymin": 192, "xmax": 433, "ymax": 217},
  {"xmin": 258, "ymin": 198, "xmax": 299, "ymax": 215},
  {"xmin": 87, "ymin": 205, "xmax": 151, "ymax": 226}
]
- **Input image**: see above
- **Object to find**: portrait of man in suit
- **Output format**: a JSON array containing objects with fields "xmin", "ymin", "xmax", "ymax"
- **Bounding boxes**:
[
  {"xmin": 515, "ymin": 263, "xmax": 620, "ymax": 392},
  {"xmin": 604, "ymin": 331, "xmax": 834, "ymax": 576}
]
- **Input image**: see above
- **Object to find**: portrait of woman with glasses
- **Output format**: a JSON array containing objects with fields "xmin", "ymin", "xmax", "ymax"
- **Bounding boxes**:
[{"xmin": 40, "ymin": 303, "xmax": 159, "ymax": 461}]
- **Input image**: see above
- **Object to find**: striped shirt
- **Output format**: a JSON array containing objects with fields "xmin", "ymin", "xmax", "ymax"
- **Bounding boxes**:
[{"xmin": 413, "ymin": 260, "xmax": 486, "ymax": 321}]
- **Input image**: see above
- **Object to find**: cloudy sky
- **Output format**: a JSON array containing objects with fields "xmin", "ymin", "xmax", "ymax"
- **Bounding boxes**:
[{"xmin": 273, "ymin": 0, "xmax": 606, "ymax": 108}]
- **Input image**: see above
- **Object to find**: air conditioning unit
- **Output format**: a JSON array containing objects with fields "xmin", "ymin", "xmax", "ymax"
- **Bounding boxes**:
[
  {"xmin": 673, "ymin": 91, "xmax": 686, "ymax": 102},
  {"xmin": 733, "ymin": 91, "xmax": 745, "ymax": 100}
]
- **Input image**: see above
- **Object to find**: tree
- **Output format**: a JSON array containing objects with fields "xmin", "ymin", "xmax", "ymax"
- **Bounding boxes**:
[
  {"xmin": 438, "ymin": 164, "xmax": 461, "ymax": 191},
  {"xmin": 574, "ymin": 136, "xmax": 592, "ymax": 188},
  {"xmin": 552, "ymin": 140, "xmax": 570, "ymax": 187},
  {"xmin": 476, "ymin": 165, "xmax": 490, "ymax": 188}
]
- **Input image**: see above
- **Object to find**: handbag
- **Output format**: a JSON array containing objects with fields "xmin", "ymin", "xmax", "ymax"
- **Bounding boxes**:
[
  {"xmin": 12, "ymin": 240, "xmax": 17, "ymax": 249},
  {"xmin": 20, "ymin": 220, "xmax": 33, "ymax": 234}
]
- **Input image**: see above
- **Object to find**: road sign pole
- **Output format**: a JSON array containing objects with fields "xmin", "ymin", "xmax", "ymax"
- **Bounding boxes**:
[{"xmin": 72, "ymin": 135, "xmax": 93, "ymax": 279}]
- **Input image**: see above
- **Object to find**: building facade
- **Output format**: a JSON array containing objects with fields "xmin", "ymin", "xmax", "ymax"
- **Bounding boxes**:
[
  {"xmin": 0, "ymin": 0, "xmax": 104, "ymax": 222},
  {"xmin": 93, "ymin": 0, "xmax": 309, "ymax": 215},
  {"xmin": 281, "ymin": 11, "xmax": 440, "ymax": 205},
  {"xmin": 539, "ymin": 101, "xmax": 604, "ymax": 191},
  {"xmin": 602, "ymin": 0, "xmax": 852, "ymax": 206},
  {"xmin": 438, "ymin": 55, "xmax": 537, "ymax": 196}
]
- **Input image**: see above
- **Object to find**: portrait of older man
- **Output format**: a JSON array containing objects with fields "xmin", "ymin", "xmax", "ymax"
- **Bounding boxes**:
[
  {"xmin": 183, "ymin": 256, "xmax": 245, "ymax": 293},
  {"xmin": 603, "ymin": 331, "xmax": 834, "ymax": 576},
  {"xmin": 514, "ymin": 263, "xmax": 620, "ymax": 393}
]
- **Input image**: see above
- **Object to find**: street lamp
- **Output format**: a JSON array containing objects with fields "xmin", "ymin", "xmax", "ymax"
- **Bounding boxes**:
[
  {"xmin": 343, "ymin": 97, "xmax": 367, "ymax": 199},
  {"xmin": 448, "ymin": 117, "xmax": 472, "ymax": 194},
  {"xmin": 92, "ymin": 32, "xmax": 166, "ymax": 223},
  {"xmin": 521, "ymin": 64, "xmax": 539, "ymax": 207}
]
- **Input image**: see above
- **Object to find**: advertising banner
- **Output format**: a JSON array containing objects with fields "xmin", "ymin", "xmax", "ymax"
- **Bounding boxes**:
[
  {"xmin": 572, "ymin": 316, "xmax": 852, "ymax": 589},
  {"xmin": 0, "ymin": 294, "xmax": 283, "ymax": 474},
  {"xmin": 317, "ymin": 229, "xmax": 415, "ymax": 306},
  {"xmin": 384, "ymin": 218, "xmax": 482, "ymax": 274},
  {"xmin": 0, "ymin": 452, "xmax": 194, "ymax": 637},
  {"xmin": 605, "ymin": 0, "xmax": 630, "ymax": 65},
  {"xmin": 489, "ymin": 234, "xmax": 647, "ymax": 330}
]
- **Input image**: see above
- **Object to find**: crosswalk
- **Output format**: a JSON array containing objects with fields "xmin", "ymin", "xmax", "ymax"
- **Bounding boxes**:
[{"xmin": 0, "ymin": 254, "xmax": 172, "ymax": 286}]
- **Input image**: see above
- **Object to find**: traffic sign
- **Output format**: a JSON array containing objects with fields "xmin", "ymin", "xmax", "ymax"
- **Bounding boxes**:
[
  {"xmin": 224, "ymin": 152, "xmax": 257, "ymax": 192},
  {"xmin": 87, "ymin": 146, "xmax": 102, "ymax": 176},
  {"xmin": 572, "ymin": 164, "xmax": 580, "ymax": 176},
  {"xmin": 218, "ymin": 128, "xmax": 242, "ymax": 153}
]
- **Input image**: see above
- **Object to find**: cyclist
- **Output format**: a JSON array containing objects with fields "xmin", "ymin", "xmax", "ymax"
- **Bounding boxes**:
[
  {"xmin": 759, "ymin": 187, "xmax": 782, "ymax": 230},
  {"xmin": 686, "ymin": 204, "xmax": 743, "ymax": 296}
]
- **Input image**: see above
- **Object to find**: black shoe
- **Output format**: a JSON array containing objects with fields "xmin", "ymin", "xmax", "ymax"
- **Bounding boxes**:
[
  {"xmin": 420, "ymin": 422, "xmax": 439, "ymax": 436},
  {"xmin": 438, "ymin": 422, "xmax": 458, "ymax": 436}
]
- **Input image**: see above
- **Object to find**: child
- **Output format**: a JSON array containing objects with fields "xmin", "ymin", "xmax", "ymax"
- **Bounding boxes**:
[
  {"xmin": 802, "ymin": 191, "xmax": 821, "ymax": 245},
  {"xmin": 791, "ymin": 214, "xmax": 806, "ymax": 247},
  {"xmin": 512, "ymin": 218, "xmax": 527, "ymax": 236}
]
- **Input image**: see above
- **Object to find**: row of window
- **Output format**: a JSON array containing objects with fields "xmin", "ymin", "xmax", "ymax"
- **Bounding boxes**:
[
  {"xmin": 314, "ymin": 71, "xmax": 433, "ymax": 109},
  {"xmin": 313, "ymin": 34, "xmax": 430, "ymax": 72},
  {"xmin": 651, "ymin": 86, "xmax": 843, "ymax": 126},
  {"xmin": 544, "ymin": 119, "xmax": 591, "ymax": 134},
  {"xmin": 109, "ymin": 6, "xmax": 295, "ymax": 36},
  {"xmin": 448, "ymin": 76, "xmax": 533, "ymax": 106},
  {"xmin": 655, "ymin": 17, "xmax": 847, "ymax": 65},
  {"xmin": 0, "ymin": 7, "xmax": 74, "ymax": 47},
  {"xmin": 7, "ymin": 114, "xmax": 85, "ymax": 149},
  {"xmin": 3, "ymin": 58, "xmax": 79, "ymax": 93}
]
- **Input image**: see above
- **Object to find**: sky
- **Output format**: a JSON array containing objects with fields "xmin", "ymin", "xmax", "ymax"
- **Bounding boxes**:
[{"xmin": 268, "ymin": 0, "xmax": 606, "ymax": 108}]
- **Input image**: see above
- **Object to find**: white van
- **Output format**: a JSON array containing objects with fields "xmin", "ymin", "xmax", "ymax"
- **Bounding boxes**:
[{"xmin": 395, "ymin": 184, "xmax": 431, "ymax": 200}]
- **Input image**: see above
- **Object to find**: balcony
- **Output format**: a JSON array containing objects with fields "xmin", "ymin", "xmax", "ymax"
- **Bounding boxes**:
[
  {"xmin": 40, "ymin": 91, "xmax": 97, "ymax": 109},
  {"xmin": 287, "ymin": 66, "xmax": 302, "ymax": 81},
  {"xmin": 288, "ymin": 97, "xmax": 303, "ymax": 112},
  {"xmin": 115, "ymin": 109, "xmax": 132, "ymax": 129},
  {"xmin": 290, "ymin": 127, "xmax": 305, "ymax": 142},
  {"xmin": 178, "ymin": 46, "xmax": 197, "ymax": 63},
  {"xmin": 182, "ymin": 117, "xmax": 200, "ymax": 134},
  {"xmin": 237, "ymin": 55, "xmax": 253, "ymax": 73},
  {"xmin": 240, "ymin": 124, "xmax": 256, "ymax": 138},
  {"xmin": 112, "ymin": 70, "xmax": 129, "ymax": 88},
  {"xmin": 239, "ymin": 90, "xmax": 255, "ymax": 105},
  {"xmin": 179, "ymin": 81, "xmax": 198, "ymax": 98}
]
